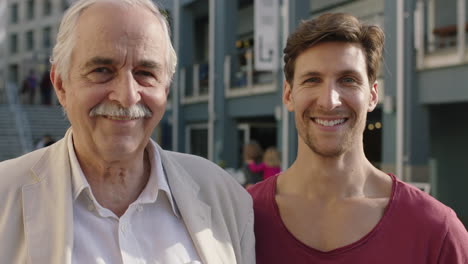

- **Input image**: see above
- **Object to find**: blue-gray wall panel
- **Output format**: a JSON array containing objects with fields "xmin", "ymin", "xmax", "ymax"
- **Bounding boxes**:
[
  {"xmin": 429, "ymin": 103, "xmax": 468, "ymax": 227},
  {"xmin": 419, "ymin": 65, "xmax": 468, "ymax": 104},
  {"xmin": 382, "ymin": 0, "xmax": 398, "ymax": 166},
  {"xmin": 182, "ymin": 103, "xmax": 208, "ymax": 122},
  {"xmin": 227, "ymin": 93, "xmax": 279, "ymax": 118}
]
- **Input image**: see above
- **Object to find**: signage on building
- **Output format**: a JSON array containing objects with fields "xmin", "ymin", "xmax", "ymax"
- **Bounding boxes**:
[{"xmin": 254, "ymin": 0, "xmax": 279, "ymax": 71}]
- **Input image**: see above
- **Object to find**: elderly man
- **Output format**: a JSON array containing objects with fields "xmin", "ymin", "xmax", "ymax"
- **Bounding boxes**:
[
  {"xmin": 249, "ymin": 13, "xmax": 468, "ymax": 263},
  {"xmin": 0, "ymin": 0, "xmax": 254, "ymax": 263}
]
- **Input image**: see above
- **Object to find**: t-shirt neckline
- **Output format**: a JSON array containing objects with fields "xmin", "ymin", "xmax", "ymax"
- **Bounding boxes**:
[{"xmin": 269, "ymin": 173, "xmax": 398, "ymax": 256}]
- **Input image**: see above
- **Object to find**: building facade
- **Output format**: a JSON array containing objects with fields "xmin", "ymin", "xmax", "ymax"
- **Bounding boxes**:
[
  {"xmin": 0, "ymin": 0, "xmax": 466, "ymax": 225},
  {"xmin": 167, "ymin": 0, "xmax": 468, "ymax": 225},
  {"xmin": 2, "ymin": 0, "xmax": 71, "ymax": 99}
]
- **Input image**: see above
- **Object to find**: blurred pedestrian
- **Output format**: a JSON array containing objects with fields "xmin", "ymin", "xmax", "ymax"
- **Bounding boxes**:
[
  {"xmin": 24, "ymin": 70, "xmax": 38, "ymax": 104},
  {"xmin": 247, "ymin": 146, "xmax": 281, "ymax": 181},
  {"xmin": 40, "ymin": 70, "xmax": 53, "ymax": 105},
  {"xmin": 242, "ymin": 141, "xmax": 263, "ymax": 188}
]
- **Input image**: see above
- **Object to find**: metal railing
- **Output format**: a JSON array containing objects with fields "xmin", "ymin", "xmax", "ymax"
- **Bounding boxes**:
[
  {"xmin": 224, "ymin": 48, "xmax": 277, "ymax": 97},
  {"xmin": 414, "ymin": 0, "xmax": 467, "ymax": 69},
  {"xmin": 180, "ymin": 63, "xmax": 210, "ymax": 104}
]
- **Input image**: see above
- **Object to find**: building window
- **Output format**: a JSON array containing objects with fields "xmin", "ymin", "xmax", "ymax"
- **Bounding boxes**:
[
  {"xmin": 26, "ymin": 30, "xmax": 34, "ymax": 51},
  {"xmin": 43, "ymin": 0, "xmax": 52, "ymax": 16},
  {"xmin": 9, "ymin": 34, "xmax": 18, "ymax": 54},
  {"xmin": 8, "ymin": 64, "xmax": 19, "ymax": 85},
  {"xmin": 10, "ymin": 3, "xmax": 19, "ymax": 24},
  {"xmin": 26, "ymin": 0, "xmax": 35, "ymax": 20},
  {"xmin": 43, "ymin": 27, "xmax": 52, "ymax": 48},
  {"xmin": 186, "ymin": 124, "xmax": 208, "ymax": 159}
]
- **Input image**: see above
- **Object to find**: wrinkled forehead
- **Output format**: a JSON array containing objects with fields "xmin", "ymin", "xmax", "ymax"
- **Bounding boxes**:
[
  {"xmin": 76, "ymin": 2, "xmax": 164, "ymax": 41},
  {"xmin": 72, "ymin": 2, "xmax": 167, "ymax": 64}
]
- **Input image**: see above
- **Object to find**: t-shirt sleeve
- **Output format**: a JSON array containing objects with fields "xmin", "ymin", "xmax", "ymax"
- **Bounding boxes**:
[{"xmin": 437, "ymin": 209, "xmax": 468, "ymax": 264}]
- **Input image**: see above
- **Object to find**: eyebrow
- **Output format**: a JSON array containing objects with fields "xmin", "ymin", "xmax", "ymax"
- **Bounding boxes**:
[
  {"xmin": 82, "ymin": 56, "xmax": 115, "ymax": 70},
  {"xmin": 139, "ymin": 60, "xmax": 161, "ymax": 69},
  {"xmin": 297, "ymin": 69, "xmax": 362, "ymax": 79},
  {"xmin": 297, "ymin": 71, "xmax": 322, "ymax": 80},
  {"xmin": 82, "ymin": 57, "xmax": 162, "ymax": 71},
  {"xmin": 338, "ymin": 69, "xmax": 362, "ymax": 77}
]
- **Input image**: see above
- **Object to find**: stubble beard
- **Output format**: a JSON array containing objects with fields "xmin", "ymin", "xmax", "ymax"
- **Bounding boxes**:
[
  {"xmin": 298, "ymin": 114, "xmax": 364, "ymax": 158},
  {"xmin": 302, "ymin": 129, "xmax": 351, "ymax": 158}
]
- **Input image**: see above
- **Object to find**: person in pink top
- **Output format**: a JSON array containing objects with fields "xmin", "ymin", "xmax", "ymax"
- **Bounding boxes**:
[
  {"xmin": 247, "ymin": 147, "xmax": 281, "ymax": 180},
  {"xmin": 248, "ymin": 13, "xmax": 468, "ymax": 263}
]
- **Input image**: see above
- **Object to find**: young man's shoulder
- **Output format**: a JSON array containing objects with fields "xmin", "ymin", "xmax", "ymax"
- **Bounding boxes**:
[
  {"xmin": 394, "ymin": 178, "xmax": 455, "ymax": 221},
  {"xmin": 390, "ymin": 177, "xmax": 467, "ymax": 242},
  {"xmin": 247, "ymin": 174, "xmax": 277, "ymax": 199}
]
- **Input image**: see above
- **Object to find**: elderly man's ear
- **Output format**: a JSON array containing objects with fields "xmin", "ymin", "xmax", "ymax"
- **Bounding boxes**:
[{"xmin": 50, "ymin": 65, "xmax": 67, "ymax": 107}]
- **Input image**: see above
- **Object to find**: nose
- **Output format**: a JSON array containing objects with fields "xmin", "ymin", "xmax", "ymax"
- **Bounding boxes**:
[
  {"xmin": 108, "ymin": 72, "xmax": 141, "ymax": 108},
  {"xmin": 316, "ymin": 81, "xmax": 342, "ymax": 111}
]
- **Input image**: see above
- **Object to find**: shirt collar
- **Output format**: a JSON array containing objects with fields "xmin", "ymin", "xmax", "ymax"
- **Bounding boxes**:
[
  {"xmin": 145, "ymin": 139, "xmax": 180, "ymax": 218},
  {"xmin": 67, "ymin": 131, "xmax": 180, "ymax": 218}
]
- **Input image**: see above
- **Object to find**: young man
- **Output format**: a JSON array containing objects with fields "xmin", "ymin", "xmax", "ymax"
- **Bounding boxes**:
[
  {"xmin": 249, "ymin": 13, "xmax": 468, "ymax": 263},
  {"xmin": 0, "ymin": 0, "xmax": 254, "ymax": 263}
]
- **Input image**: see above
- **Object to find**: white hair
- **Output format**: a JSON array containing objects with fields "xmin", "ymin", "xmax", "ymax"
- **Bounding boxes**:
[{"xmin": 50, "ymin": 0, "xmax": 177, "ymax": 85}]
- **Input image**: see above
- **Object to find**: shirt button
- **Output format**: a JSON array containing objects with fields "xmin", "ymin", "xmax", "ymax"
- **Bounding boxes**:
[
  {"xmin": 87, "ymin": 204, "xmax": 94, "ymax": 212},
  {"xmin": 137, "ymin": 205, "xmax": 143, "ymax": 212}
]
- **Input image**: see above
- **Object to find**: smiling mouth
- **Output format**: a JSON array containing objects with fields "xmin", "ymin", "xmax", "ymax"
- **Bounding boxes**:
[
  {"xmin": 104, "ymin": 115, "xmax": 139, "ymax": 121},
  {"xmin": 312, "ymin": 118, "xmax": 347, "ymax": 127}
]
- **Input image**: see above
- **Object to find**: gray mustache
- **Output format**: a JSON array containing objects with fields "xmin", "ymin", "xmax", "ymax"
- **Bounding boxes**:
[{"xmin": 89, "ymin": 102, "xmax": 153, "ymax": 118}]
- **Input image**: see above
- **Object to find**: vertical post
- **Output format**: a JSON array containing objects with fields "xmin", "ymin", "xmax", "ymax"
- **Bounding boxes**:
[
  {"xmin": 247, "ymin": 49, "xmax": 253, "ymax": 89},
  {"xmin": 396, "ymin": 0, "xmax": 405, "ymax": 179},
  {"xmin": 224, "ymin": 55, "xmax": 231, "ymax": 94},
  {"xmin": 414, "ymin": 0, "xmax": 425, "ymax": 68},
  {"xmin": 208, "ymin": 0, "xmax": 215, "ymax": 161},
  {"xmin": 281, "ymin": 0, "xmax": 289, "ymax": 170},
  {"xmin": 427, "ymin": 0, "xmax": 435, "ymax": 53},
  {"xmin": 457, "ymin": 0, "xmax": 466, "ymax": 61},
  {"xmin": 172, "ymin": 0, "xmax": 180, "ymax": 151},
  {"xmin": 193, "ymin": 64, "xmax": 200, "ymax": 97},
  {"xmin": 180, "ymin": 67, "xmax": 186, "ymax": 100}
]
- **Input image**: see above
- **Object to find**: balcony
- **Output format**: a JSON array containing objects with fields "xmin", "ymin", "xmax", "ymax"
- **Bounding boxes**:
[
  {"xmin": 414, "ymin": 0, "xmax": 468, "ymax": 69},
  {"xmin": 224, "ymin": 48, "xmax": 276, "ymax": 98},
  {"xmin": 180, "ymin": 63, "xmax": 209, "ymax": 104}
]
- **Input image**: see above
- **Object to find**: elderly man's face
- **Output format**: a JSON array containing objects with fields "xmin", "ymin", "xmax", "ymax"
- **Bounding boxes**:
[{"xmin": 55, "ymin": 2, "xmax": 169, "ymax": 162}]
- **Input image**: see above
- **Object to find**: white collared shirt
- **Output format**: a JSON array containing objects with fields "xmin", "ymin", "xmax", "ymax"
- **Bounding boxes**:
[{"xmin": 68, "ymin": 133, "xmax": 201, "ymax": 264}]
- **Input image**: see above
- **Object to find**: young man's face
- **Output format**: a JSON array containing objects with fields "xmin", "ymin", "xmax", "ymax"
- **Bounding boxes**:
[
  {"xmin": 283, "ymin": 41, "xmax": 378, "ymax": 157},
  {"xmin": 53, "ymin": 2, "xmax": 169, "ymax": 162}
]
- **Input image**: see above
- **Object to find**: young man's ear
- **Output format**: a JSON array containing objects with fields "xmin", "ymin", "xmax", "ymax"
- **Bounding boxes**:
[
  {"xmin": 368, "ymin": 81, "xmax": 379, "ymax": 112},
  {"xmin": 50, "ymin": 65, "xmax": 66, "ymax": 107},
  {"xmin": 283, "ymin": 81, "xmax": 294, "ymax": 112}
]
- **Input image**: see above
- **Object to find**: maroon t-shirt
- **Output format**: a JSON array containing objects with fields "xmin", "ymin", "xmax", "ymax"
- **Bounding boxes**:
[{"xmin": 248, "ymin": 174, "xmax": 468, "ymax": 264}]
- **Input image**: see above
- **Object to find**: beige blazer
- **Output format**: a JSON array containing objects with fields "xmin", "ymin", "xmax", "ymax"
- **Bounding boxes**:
[{"xmin": 0, "ymin": 129, "xmax": 255, "ymax": 264}]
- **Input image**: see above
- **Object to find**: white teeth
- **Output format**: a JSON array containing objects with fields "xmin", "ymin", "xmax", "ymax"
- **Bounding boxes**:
[
  {"xmin": 314, "ymin": 118, "xmax": 345, "ymax": 127},
  {"xmin": 106, "ymin": 116, "xmax": 136, "ymax": 121}
]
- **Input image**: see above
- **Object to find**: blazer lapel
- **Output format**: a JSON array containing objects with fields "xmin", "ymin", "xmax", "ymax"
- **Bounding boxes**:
[
  {"xmin": 159, "ymin": 147, "xmax": 224, "ymax": 264},
  {"xmin": 22, "ymin": 132, "xmax": 74, "ymax": 264}
]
